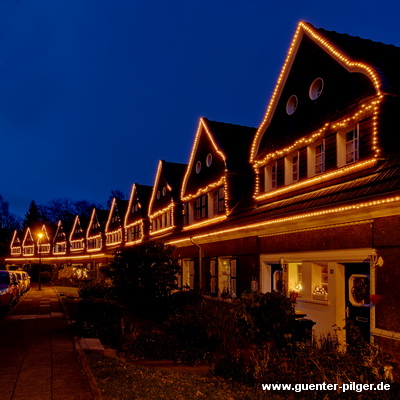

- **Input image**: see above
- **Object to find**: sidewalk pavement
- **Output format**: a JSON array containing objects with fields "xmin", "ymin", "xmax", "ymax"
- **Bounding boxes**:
[{"xmin": 0, "ymin": 283, "xmax": 95, "ymax": 400}]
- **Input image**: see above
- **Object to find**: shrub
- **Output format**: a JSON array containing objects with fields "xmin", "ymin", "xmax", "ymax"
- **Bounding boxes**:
[
  {"xmin": 78, "ymin": 281, "xmax": 116, "ymax": 300},
  {"xmin": 235, "ymin": 291, "xmax": 296, "ymax": 347},
  {"xmin": 109, "ymin": 242, "xmax": 180, "ymax": 319},
  {"xmin": 165, "ymin": 296, "xmax": 243, "ymax": 364},
  {"xmin": 74, "ymin": 298, "xmax": 122, "ymax": 348},
  {"xmin": 40, "ymin": 270, "xmax": 52, "ymax": 283}
]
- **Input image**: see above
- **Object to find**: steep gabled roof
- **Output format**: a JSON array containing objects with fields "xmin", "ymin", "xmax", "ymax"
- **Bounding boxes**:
[
  {"xmin": 86, "ymin": 208, "xmax": 108, "ymax": 239},
  {"xmin": 181, "ymin": 118, "xmax": 256, "ymax": 199},
  {"xmin": 315, "ymin": 26, "xmax": 400, "ymax": 93},
  {"xmin": 251, "ymin": 21, "xmax": 391, "ymax": 164},
  {"xmin": 69, "ymin": 215, "xmax": 89, "ymax": 241},
  {"xmin": 204, "ymin": 119, "xmax": 256, "ymax": 170},
  {"xmin": 125, "ymin": 183, "xmax": 153, "ymax": 226},
  {"xmin": 105, "ymin": 198, "xmax": 129, "ymax": 233},
  {"xmin": 148, "ymin": 160, "xmax": 187, "ymax": 215}
]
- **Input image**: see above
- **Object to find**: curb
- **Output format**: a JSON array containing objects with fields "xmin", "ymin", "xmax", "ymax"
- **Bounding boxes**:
[{"xmin": 52, "ymin": 286, "xmax": 103, "ymax": 400}]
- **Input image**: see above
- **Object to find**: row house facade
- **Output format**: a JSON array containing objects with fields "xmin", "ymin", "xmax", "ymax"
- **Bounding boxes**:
[{"xmin": 7, "ymin": 22, "xmax": 400, "ymax": 348}]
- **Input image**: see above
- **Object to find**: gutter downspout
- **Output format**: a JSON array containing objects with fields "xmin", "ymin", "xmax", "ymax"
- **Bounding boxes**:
[{"xmin": 190, "ymin": 237, "xmax": 203, "ymax": 291}]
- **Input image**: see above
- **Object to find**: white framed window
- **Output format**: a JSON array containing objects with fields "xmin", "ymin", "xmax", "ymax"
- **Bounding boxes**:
[
  {"xmin": 212, "ymin": 186, "xmax": 225, "ymax": 216},
  {"xmin": 308, "ymin": 139, "xmax": 325, "ymax": 177},
  {"xmin": 218, "ymin": 258, "xmax": 237, "ymax": 298},
  {"xmin": 312, "ymin": 263, "xmax": 328, "ymax": 301},
  {"xmin": 210, "ymin": 259, "xmax": 216, "ymax": 294},
  {"xmin": 288, "ymin": 263, "xmax": 303, "ymax": 298},
  {"xmin": 337, "ymin": 125, "xmax": 359, "ymax": 167},
  {"xmin": 182, "ymin": 259, "xmax": 194, "ymax": 289},
  {"xmin": 263, "ymin": 161, "xmax": 277, "ymax": 192},
  {"xmin": 285, "ymin": 151, "xmax": 299, "ymax": 185}
]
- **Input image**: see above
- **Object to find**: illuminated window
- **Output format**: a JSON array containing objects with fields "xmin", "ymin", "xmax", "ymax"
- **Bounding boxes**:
[
  {"xmin": 181, "ymin": 259, "xmax": 194, "ymax": 289},
  {"xmin": 218, "ymin": 258, "xmax": 237, "ymax": 298},
  {"xmin": 288, "ymin": 263, "xmax": 303, "ymax": 298},
  {"xmin": 312, "ymin": 263, "xmax": 328, "ymax": 301},
  {"xmin": 337, "ymin": 125, "xmax": 359, "ymax": 167},
  {"xmin": 307, "ymin": 139, "xmax": 325, "ymax": 177}
]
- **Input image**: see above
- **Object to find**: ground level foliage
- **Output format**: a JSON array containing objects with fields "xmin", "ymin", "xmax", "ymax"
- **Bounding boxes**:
[{"xmin": 54, "ymin": 242, "xmax": 399, "ymax": 399}]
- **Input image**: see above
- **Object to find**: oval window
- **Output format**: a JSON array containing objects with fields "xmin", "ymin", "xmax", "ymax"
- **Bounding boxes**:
[
  {"xmin": 309, "ymin": 78, "xmax": 324, "ymax": 100},
  {"xmin": 156, "ymin": 190, "xmax": 160, "ymax": 199},
  {"xmin": 162, "ymin": 187, "xmax": 167, "ymax": 196},
  {"xmin": 206, "ymin": 153, "xmax": 212, "ymax": 167},
  {"xmin": 286, "ymin": 95, "xmax": 298, "ymax": 115}
]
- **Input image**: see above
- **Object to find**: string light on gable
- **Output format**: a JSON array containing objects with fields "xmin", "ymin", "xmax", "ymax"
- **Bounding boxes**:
[
  {"xmin": 250, "ymin": 21, "xmax": 383, "ymax": 164},
  {"xmin": 181, "ymin": 119, "xmax": 229, "ymax": 211}
]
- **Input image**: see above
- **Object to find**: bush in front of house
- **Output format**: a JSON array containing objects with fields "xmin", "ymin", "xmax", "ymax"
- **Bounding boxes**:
[
  {"xmin": 165, "ymin": 295, "xmax": 244, "ymax": 364},
  {"xmin": 109, "ymin": 242, "xmax": 180, "ymax": 319},
  {"xmin": 235, "ymin": 291, "xmax": 296, "ymax": 347},
  {"xmin": 78, "ymin": 281, "xmax": 116, "ymax": 300},
  {"xmin": 74, "ymin": 298, "xmax": 123, "ymax": 349}
]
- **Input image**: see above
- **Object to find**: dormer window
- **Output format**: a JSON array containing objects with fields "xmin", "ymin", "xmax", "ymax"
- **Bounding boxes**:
[
  {"xmin": 337, "ymin": 124, "xmax": 359, "ymax": 167},
  {"xmin": 195, "ymin": 194, "xmax": 207, "ymax": 220},
  {"xmin": 308, "ymin": 139, "xmax": 325, "ymax": 177},
  {"xmin": 285, "ymin": 151, "xmax": 299, "ymax": 185},
  {"xmin": 212, "ymin": 187, "xmax": 225, "ymax": 215},
  {"xmin": 262, "ymin": 161, "xmax": 277, "ymax": 192}
]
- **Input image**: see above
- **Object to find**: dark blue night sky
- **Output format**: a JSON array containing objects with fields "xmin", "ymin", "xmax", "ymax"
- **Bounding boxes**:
[{"xmin": 1, "ymin": 0, "xmax": 399, "ymax": 216}]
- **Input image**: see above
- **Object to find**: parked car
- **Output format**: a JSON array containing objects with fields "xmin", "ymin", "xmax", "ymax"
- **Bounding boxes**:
[
  {"xmin": 0, "ymin": 270, "xmax": 19, "ymax": 309},
  {"xmin": 14, "ymin": 271, "xmax": 31, "ymax": 294}
]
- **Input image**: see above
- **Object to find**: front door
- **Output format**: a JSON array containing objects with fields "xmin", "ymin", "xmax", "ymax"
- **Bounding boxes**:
[{"xmin": 345, "ymin": 263, "xmax": 371, "ymax": 342}]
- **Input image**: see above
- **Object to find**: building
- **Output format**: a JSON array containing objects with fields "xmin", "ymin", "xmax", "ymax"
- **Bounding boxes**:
[{"xmin": 7, "ymin": 21, "xmax": 400, "ymax": 346}]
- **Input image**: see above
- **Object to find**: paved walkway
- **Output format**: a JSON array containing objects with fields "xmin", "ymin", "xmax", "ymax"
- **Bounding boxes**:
[{"xmin": 0, "ymin": 284, "xmax": 94, "ymax": 400}]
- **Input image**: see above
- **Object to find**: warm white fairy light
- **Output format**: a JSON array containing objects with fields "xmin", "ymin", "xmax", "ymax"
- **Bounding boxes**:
[
  {"xmin": 182, "ymin": 215, "xmax": 226, "ymax": 231},
  {"xmin": 251, "ymin": 21, "xmax": 383, "ymax": 164},
  {"xmin": 181, "ymin": 118, "xmax": 227, "ymax": 199},
  {"xmin": 255, "ymin": 158, "xmax": 377, "ymax": 201},
  {"xmin": 167, "ymin": 195, "xmax": 400, "ymax": 246}
]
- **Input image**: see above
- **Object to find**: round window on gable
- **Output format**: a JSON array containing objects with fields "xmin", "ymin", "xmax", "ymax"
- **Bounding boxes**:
[
  {"xmin": 309, "ymin": 78, "xmax": 324, "ymax": 100},
  {"xmin": 286, "ymin": 95, "xmax": 298, "ymax": 115},
  {"xmin": 196, "ymin": 161, "xmax": 202, "ymax": 174},
  {"xmin": 206, "ymin": 153, "xmax": 212, "ymax": 167},
  {"xmin": 157, "ymin": 190, "xmax": 160, "ymax": 199},
  {"xmin": 162, "ymin": 187, "xmax": 167, "ymax": 196}
]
